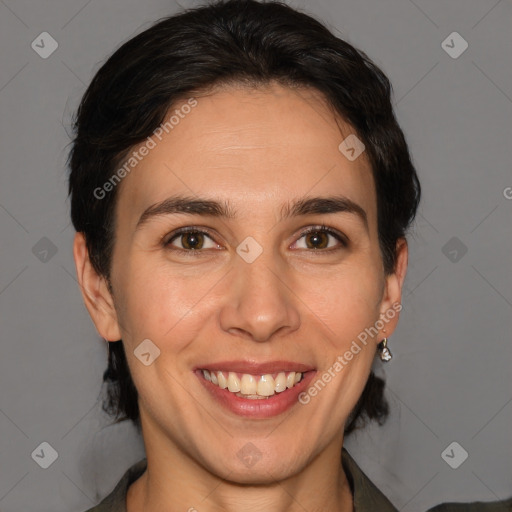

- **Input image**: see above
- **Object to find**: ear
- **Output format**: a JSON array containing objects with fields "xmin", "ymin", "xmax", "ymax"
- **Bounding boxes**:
[
  {"xmin": 377, "ymin": 238, "xmax": 408, "ymax": 340},
  {"xmin": 73, "ymin": 232, "xmax": 122, "ymax": 342}
]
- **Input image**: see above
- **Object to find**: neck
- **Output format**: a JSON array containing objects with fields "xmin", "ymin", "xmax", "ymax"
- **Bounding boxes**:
[{"xmin": 127, "ymin": 420, "xmax": 354, "ymax": 512}]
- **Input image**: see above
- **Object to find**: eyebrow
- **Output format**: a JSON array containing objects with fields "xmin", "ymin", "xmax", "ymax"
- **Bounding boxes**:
[{"xmin": 135, "ymin": 194, "xmax": 368, "ymax": 231}]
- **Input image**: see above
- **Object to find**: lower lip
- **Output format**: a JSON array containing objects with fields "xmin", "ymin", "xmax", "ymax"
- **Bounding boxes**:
[{"xmin": 195, "ymin": 370, "xmax": 317, "ymax": 418}]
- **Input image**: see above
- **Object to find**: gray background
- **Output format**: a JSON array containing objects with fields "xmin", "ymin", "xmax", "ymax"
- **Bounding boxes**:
[{"xmin": 0, "ymin": 0, "xmax": 511, "ymax": 510}]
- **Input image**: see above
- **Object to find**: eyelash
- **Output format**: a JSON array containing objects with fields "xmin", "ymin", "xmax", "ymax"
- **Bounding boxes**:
[{"xmin": 163, "ymin": 225, "xmax": 348, "ymax": 256}]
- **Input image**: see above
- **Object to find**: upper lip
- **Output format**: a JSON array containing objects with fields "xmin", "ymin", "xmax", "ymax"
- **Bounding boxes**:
[{"xmin": 195, "ymin": 360, "xmax": 315, "ymax": 375}]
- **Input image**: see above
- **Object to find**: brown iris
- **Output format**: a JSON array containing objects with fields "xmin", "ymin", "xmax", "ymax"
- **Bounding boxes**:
[
  {"xmin": 304, "ymin": 230, "xmax": 329, "ymax": 249},
  {"xmin": 180, "ymin": 231, "xmax": 205, "ymax": 250}
]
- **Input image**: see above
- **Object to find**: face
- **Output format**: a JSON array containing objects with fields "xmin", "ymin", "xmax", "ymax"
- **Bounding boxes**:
[{"xmin": 75, "ymin": 82, "xmax": 407, "ymax": 483}]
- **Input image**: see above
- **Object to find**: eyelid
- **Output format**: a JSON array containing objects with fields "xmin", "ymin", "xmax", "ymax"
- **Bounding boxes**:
[
  {"xmin": 163, "ymin": 224, "xmax": 348, "ymax": 254},
  {"xmin": 292, "ymin": 224, "xmax": 348, "ymax": 249},
  {"xmin": 163, "ymin": 225, "xmax": 220, "ymax": 248}
]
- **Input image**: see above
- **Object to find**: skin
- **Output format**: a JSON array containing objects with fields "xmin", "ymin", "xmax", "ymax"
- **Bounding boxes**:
[{"xmin": 74, "ymin": 82, "xmax": 408, "ymax": 512}]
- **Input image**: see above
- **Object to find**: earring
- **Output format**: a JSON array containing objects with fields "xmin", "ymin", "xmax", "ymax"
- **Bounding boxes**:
[{"xmin": 378, "ymin": 338, "xmax": 392, "ymax": 362}]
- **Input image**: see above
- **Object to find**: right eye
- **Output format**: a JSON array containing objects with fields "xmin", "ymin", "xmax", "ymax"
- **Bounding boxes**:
[{"xmin": 164, "ymin": 227, "xmax": 222, "ymax": 253}]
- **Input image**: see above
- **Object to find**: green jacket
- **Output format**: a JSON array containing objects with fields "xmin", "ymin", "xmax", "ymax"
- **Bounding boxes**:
[{"xmin": 84, "ymin": 448, "xmax": 512, "ymax": 511}]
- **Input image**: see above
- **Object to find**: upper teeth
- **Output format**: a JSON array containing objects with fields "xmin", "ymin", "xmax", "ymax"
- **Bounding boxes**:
[{"xmin": 202, "ymin": 370, "xmax": 303, "ymax": 397}]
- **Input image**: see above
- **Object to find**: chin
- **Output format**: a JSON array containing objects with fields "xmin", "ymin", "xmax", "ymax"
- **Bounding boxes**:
[{"xmin": 207, "ymin": 450, "xmax": 304, "ymax": 484}]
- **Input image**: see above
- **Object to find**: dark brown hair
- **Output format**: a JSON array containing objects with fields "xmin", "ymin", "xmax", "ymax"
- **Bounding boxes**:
[{"xmin": 68, "ymin": 0, "xmax": 420, "ymax": 435}]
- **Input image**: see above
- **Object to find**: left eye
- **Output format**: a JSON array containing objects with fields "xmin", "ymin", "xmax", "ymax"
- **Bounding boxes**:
[{"xmin": 292, "ymin": 227, "xmax": 346, "ymax": 250}]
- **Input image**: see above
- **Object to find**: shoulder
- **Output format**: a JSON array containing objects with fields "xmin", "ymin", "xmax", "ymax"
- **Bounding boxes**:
[
  {"xmin": 81, "ymin": 451, "xmax": 512, "ymax": 512},
  {"xmin": 426, "ymin": 497, "xmax": 512, "ymax": 511},
  {"xmin": 342, "ymin": 448, "xmax": 512, "ymax": 512},
  {"xmin": 81, "ymin": 458, "xmax": 147, "ymax": 512}
]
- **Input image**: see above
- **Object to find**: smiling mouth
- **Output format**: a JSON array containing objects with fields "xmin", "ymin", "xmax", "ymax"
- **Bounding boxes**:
[{"xmin": 200, "ymin": 369, "xmax": 305, "ymax": 399}]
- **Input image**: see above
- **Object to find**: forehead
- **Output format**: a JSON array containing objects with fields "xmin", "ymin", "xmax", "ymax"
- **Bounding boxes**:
[{"xmin": 116, "ymin": 83, "xmax": 376, "ymax": 227}]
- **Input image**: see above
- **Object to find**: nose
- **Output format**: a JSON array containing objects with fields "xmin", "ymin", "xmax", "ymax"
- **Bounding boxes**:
[{"xmin": 219, "ymin": 254, "xmax": 301, "ymax": 343}]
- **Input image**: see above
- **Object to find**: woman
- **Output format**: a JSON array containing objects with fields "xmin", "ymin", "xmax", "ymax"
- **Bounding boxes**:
[{"xmin": 68, "ymin": 0, "xmax": 511, "ymax": 510}]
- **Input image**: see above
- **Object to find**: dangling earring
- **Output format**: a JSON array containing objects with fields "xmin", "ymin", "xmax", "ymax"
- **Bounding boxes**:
[{"xmin": 378, "ymin": 338, "xmax": 392, "ymax": 362}]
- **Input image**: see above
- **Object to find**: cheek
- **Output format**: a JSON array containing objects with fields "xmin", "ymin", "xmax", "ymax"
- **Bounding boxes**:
[
  {"xmin": 113, "ymin": 238, "xmax": 384, "ymax": 351},
  {"xmin": 114, "ymin": 256, "xmax": 222, "ymax": 346},
  {"xmin": 296, "ymin": 263, "xmax": 383, "ymax": 345}
]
